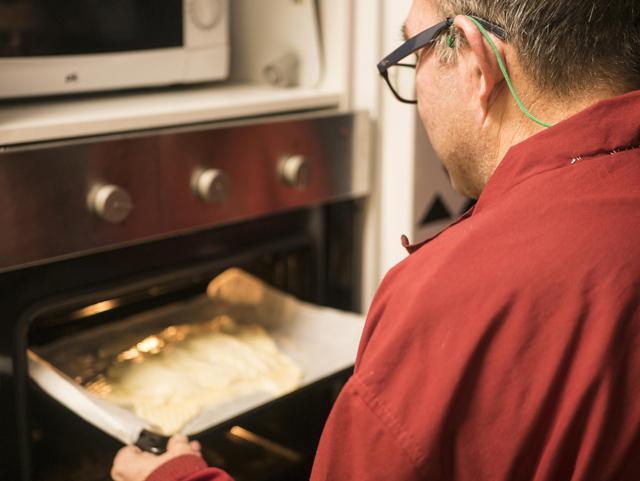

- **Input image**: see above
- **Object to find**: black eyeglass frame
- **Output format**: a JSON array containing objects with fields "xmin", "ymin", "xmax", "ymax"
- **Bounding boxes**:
[{"xmin": 377, "ymin": 16, "xmax": 508, "ymax": 104}]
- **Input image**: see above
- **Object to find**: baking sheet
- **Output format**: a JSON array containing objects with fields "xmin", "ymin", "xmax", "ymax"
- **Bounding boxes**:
[{"xmin": 28, "ymin": 268, "xmax": 365, "ymax": 445}]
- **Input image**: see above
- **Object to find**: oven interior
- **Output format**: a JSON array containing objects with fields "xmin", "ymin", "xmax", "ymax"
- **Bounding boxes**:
[{"xmin": 6, "ymin": 199, "xmax": 364, "ymax": 481}]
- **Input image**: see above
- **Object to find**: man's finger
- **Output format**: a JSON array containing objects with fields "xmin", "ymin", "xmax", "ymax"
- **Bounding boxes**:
[
  {"xmin": 166, "ymin": 434, "xmax": 190, "ymax": 452},
  {"xmin": 111, "ymin": 445, "xmax": 144, "ymax": 481},
  {"xmin": 189, "ymin": 440, "xmax": 202, "ymax": 454},
  {"xmin": 113, "ymin": 445, "xmax": 141, "ymax": 462}
]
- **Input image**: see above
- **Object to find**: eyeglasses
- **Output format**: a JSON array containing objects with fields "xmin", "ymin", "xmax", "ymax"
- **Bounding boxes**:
[{"xmin": 377, "ymin": 17, "xmax": 508, "ymax": 104}]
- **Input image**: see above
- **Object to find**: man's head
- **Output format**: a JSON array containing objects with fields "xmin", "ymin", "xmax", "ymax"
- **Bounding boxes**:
[
  {"xmin": 434, "ymin": 0, "xmax": 640, "ymax": 97},
  {"xmin": 401, "ymin": 0, "xmax": 640, "ymax": 198}
]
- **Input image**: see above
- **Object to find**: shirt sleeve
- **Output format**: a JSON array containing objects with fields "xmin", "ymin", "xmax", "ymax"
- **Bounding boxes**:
[
  {"xmin": 145, "ymin": 455, "xmax": 234, "ymax": 481},
  {"xmin": 310, "ymin": 378, "xmax": 423, "ymax": 481}
]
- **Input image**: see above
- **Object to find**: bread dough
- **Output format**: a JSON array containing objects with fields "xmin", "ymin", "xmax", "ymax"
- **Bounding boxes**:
[{"xmin": 87, "ymin": 317, "xmax": 302, "ymax": 434}]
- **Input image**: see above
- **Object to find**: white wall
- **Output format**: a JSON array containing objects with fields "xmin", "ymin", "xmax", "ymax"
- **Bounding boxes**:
[{"xmin": 352, "ymin": 0, "xmax": 416, "ymax": 310}]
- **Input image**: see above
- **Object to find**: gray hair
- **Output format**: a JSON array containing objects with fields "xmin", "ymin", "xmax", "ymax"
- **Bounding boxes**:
[{"xmin": 433, "ymin": 0, "xmax": 640, "ymax": 97}]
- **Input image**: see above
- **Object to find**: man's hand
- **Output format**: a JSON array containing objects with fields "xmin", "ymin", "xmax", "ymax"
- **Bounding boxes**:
[{"xmin": 111, "ymin": 434, "xmax": 203, "ymax": 481}]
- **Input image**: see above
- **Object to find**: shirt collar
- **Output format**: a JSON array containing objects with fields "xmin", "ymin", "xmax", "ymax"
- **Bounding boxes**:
[{"xmin": 475, "ymin": 89, "xmax": 640, "ymax": 213}]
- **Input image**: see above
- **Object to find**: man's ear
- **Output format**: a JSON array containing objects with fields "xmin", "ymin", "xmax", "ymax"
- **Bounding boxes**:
[{"xmin": 452, "ymin": 15, "xmax": 506, "ymax": 120}]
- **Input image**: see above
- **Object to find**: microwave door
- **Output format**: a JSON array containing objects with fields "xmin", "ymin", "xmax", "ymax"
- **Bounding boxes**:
[{"xmin": 0, "ymin": 0, "xmax": 183, "ymax": 57}]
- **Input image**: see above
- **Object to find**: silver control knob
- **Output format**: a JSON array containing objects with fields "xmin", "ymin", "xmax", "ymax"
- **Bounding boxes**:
[
  {"xmin": 190, "ymin": 0, "xmax": 221, "ymax": 30},
  {"xmin": 88, "ymin": 185, "xmax": 134, "ymax": 224},
  {"xmin": 279, "ymin": 155, "xmax": 312, "ymax": 190},
  {"xmin": 193, "ymin": 169, "xmax": 231, "ymax": 204}
]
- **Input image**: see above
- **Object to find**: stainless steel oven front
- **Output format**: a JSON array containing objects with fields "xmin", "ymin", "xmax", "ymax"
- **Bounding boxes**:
[{"xmin": 0, "ymin": 111, "xmax": 369, "ymax": 481}]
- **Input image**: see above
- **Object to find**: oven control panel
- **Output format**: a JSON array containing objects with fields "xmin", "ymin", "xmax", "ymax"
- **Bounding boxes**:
[{"xmin": 0, "ymin": 111, "xmax": 369, "ymax": 272}]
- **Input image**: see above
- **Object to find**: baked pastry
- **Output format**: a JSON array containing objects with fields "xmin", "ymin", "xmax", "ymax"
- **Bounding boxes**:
[{"xmin": 86, "ymin": 316, "xmax": 302, "ymax": 434}]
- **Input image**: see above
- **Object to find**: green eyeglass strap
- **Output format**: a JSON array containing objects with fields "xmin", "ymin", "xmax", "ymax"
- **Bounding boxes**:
[{"xmin": 449, "ymin": 17, "xmax": 553, "ymax": 128}]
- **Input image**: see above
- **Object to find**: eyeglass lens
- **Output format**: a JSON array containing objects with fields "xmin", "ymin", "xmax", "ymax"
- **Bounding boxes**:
[{"xmin": 386, "ymin": 58, "xmax": 417, "ymax": 103}]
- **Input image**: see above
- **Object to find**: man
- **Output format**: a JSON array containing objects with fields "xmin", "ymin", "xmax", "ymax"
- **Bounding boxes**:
[{"xmin": 112, "ymin": 0, "xmax": 640, "ymax": 479}]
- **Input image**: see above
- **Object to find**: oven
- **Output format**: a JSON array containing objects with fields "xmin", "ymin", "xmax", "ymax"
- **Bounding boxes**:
[{"xmin": 0, "ymin": 110, "xmax": 370, "ymax": 481}]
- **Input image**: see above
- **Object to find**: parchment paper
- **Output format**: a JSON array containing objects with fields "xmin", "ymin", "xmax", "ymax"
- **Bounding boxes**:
[{"xmin": 28, "ymin": 268, "xmax": 365, "ymax": 445}]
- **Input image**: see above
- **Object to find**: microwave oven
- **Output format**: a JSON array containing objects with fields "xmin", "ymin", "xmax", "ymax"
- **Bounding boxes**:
[{"xmin": 0, "ymin": 0, "xmax": 230, "ymax": 99}]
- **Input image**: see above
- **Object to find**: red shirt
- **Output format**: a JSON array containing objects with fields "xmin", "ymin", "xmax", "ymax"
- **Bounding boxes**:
[
  {"xmin": 311, "ymin": 91, "xmax": 640, "ymax": 480},
  {"xmin": 145, "ymin": 455, "xmax": 232, "ymax": 481},
  {"xmin": 148, "ymin": 91, "xmax": 640, "ymax": 480}
]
